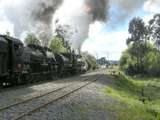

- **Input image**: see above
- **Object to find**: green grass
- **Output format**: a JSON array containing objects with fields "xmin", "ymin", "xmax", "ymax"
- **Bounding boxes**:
[{"xmin": 103, "ymin": 70, "xmax": 160, "ymax": 120}]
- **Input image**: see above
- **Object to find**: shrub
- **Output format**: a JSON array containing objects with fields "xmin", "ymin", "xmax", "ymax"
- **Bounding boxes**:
[{"xmin": 144, "ymin": 51, "xmax": 160, "ymax": 76}]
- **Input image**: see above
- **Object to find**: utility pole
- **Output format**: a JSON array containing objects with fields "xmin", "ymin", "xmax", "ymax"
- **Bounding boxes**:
[
  {"xmin": 106, "ymin": 51, "xmax": 110, "ymax": 67},
  {"xmin": 96, "ymin": 53, "xmax": 98, "ymax": 60},
  {"xmin": 106, "ymin": 51, "xmax": 109, "ymax": 61}
]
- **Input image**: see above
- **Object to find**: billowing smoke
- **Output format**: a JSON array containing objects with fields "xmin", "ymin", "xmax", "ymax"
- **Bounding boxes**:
[
  {"xmin": 0, "ymin": 0, "xmax": 109, "ymax": 48},
  {"xmin": 53, "ymin": 0, "xmax": 109, "ymax": 50},
  {"xmin": 31, "ymin": 0, "xmax": 63, "ymax": 45},
  {"xmin": 0, "ymin": 0, "xmax": 159, "ymax": 50},
  {"xmin": 0, "ymin": 0, "xmax": 63, "ymax": 46},
  {"xmin": 85, "ymin": 0, "xmax": 108, "ymax": 21}
]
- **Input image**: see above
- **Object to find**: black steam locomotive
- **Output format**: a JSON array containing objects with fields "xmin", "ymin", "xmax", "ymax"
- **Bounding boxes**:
[{"xmin": 0, "ymin": 35, "xmax": 87, "ymax": 85}]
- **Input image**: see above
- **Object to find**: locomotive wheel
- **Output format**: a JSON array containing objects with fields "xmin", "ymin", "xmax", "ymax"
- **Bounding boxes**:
[
  {"xmin": 58, "ymin": 65, "xmax": 64, "ymax": 78},
  {"xmin": 28, "ymin": 74, "xmax": 34, "ymax": 83},
  {"xmin": 23, "ymin": 73, "xmax": 30, "ymax": 84},
  {"xmin": 51, "ymin": 67, "xmax": 58, "ymax": 80},
  {"xmin": 15, "ymin": 73, "xmax": 30, "ymax": 85},
  {"xmin": 16, "ymin": 74, "xmax": 24, "ymax": 85},
  {"xmin": 0, "ymin": 81, "xmax": 3, "ymax": 88},
  {"xmin": 71, "ymin": 69, "xmax": 77, "ymax": 75},
  {"xmin": 50, "ymin": 71, "xmax": 56, "ymax": 80}
]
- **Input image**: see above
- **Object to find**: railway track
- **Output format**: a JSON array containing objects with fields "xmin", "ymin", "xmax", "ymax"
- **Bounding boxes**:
[
  {"xmin": 15, "ymin": 77, "xmax": 100, "ymax": 120},
  {"xmin": 0, "ymin": 70, "xmax": 104, "ymax": 120},
  {"xmin": 0, "ymin": 76, "xmax": 89, "ymax": 111},
  {"xmin": 0, "ymin": 71, "xmax": 97, "ymax": 109}
]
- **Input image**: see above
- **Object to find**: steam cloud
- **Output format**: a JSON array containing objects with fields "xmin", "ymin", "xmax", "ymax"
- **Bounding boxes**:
[
  {"xmin": 0, "ymin": 0, "xmax": 109, "ymax": 48},
  {"xmin": 0, "ymin": 0, "xmax": 158, "ymax": 50},
  {"xmin": 0, "ymin": 0, "xmax": 63, "ymax": 46},
  {"xmin": 85, "ymin": 0, "xmax": 108, "ymax": 21},
  {"xmin": 53, "ymin": 0, "xmax": 109, "ymax": 50},
  {"xmin": 31, "ymin": 0, "xmax": 63, "ymax": 46}
]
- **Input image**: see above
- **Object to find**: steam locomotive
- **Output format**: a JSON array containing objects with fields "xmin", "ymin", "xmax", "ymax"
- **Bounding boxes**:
[{"xmin": 0, "ymin": 35, "xmax": 87, "ymax": 86}]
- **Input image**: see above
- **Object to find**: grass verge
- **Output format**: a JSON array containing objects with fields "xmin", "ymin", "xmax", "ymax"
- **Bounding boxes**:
[{"xmin": 103, "ymin": 71, "xmax": 160, "ymax": 120}]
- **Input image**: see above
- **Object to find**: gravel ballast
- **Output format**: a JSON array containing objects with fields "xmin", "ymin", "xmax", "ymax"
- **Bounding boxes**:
[
  {"xmin": 20, "ymin": 70, "xmax": 116, "ymax": 120},
  {"xmin": 0, "ymin": 70, "xmax": 108, "ymax": 120}
]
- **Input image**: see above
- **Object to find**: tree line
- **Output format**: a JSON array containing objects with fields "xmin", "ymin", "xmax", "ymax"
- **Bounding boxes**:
[{"xmin": 120, "ymin": 14, "xmax": 160, "ymax": 76}]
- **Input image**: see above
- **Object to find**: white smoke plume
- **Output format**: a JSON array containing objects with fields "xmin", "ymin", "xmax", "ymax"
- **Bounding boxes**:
[
  {"xmin": 0, "ymin": 0, "xmax": 63, "ymax": 46},
  {"xmin": 52, "ymin": 0, "xmax": 109, "ymax": 50},
  {"xmin": 0, "ymin": 0, "xmax": 109, "ymax": 48},
  {"xmin": 0, "ymin": 0, "xmax": 159, "ymax": 49}
]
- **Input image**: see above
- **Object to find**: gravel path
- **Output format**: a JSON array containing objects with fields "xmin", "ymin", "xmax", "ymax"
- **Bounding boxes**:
[{"xmin": 20, "ymin": 70, "xmax": 116, "ymax": 120}]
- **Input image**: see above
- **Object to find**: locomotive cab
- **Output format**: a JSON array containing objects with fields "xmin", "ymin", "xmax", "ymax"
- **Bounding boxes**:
[{"xmin": 0, "ymin": 35, "xmax": 25, "ymax": 84}]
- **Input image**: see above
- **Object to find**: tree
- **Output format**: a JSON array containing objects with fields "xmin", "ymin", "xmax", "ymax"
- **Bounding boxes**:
[
  {"xmin": 54, "ymin": 25, "xmax": 75, "ymax": 53},
  {"xmin": 6, "ymin": 31, "xmax": 10, "ymax": 36},
  {"xmin": 82, "ymin": 52, "xmax": 99, "ymax": 70},
  {"xmin": 144, "ymin": 49, "xmax": 160, "ymax": 76},
  {"xmin": 127, "ymin": 18, "xmax": 147, "ymax": 73},
  {"xmin": 49, "ymin": 36, "xmax": 68, "ymax": 53},
  {"xmin": 120, "ymin": 42, "xmax": 155, "ymax": 75},
  {"xmin": 120, "ymin": 50, "xmax": 137, "ymax": 75},
  {"xmin": 121, "ymin": 15, "xmax": 160, "ymax": 76},
  {"xmin": 148, "ymin": 14, "xmax": 160, "ymax": 50},
  {"xmin": 25, "ymin": 33, "xmax": 41, "ymax": 45},
  {"xmin": 128, "ymin": 17, "xmax": 147, "ymax": 44}
]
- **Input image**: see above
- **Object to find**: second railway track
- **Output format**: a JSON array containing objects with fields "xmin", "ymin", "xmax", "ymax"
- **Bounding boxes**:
[
  {"xmin": 0, "ymin": 76, "xmax": 90, "ymax": 111},
  {"xmin": 0, "ymin": 70, "xmax": 104, "ymax": 120}
]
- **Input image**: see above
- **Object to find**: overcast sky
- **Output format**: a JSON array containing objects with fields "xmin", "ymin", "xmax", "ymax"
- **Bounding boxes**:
[{"xmin": 0, "ymin": 0, "xmax": 160, "ymax": 60}]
